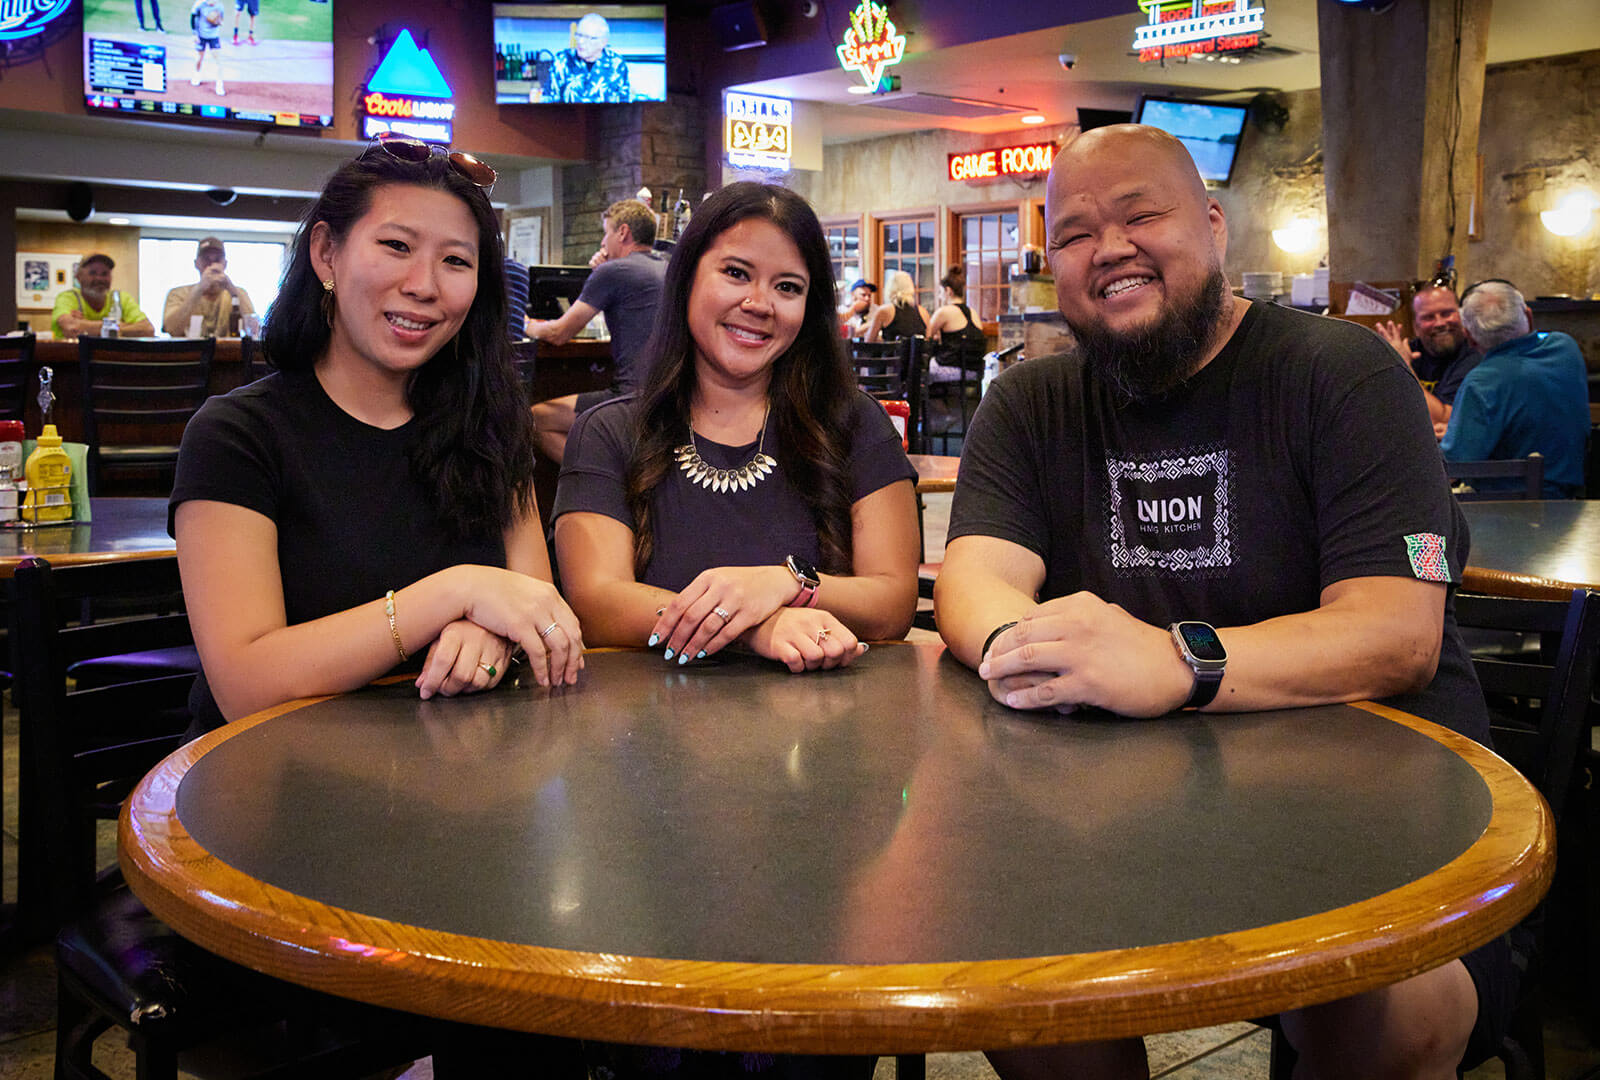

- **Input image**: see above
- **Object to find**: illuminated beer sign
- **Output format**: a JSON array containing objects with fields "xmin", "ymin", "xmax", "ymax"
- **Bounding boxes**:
[
  {"xmin": 0, "ymin": 0, "xmax": 70, "ymax": 40},
  {"xmin": 837, "ymin": 0, "xmax": 906, "ymax": 90},
  {"xmin": 948, "ymin": 142, "xmax": 1056, "ymax": 183},
  {"xmin": 1133, "ymin": 0, "xmax": 1264, "ymax": 62},
  {"xmin": 725, "ymin": 92, "xmax": 792, "ymax": 171},
  {"xmin": 361, "ymin": 29, "xmax": 456, "ymax": 144}
]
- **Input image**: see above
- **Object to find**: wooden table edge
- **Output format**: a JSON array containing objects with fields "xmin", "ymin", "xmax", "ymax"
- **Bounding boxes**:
[
  {"xmin": 1462, "ymin": 566, "xmax": 1587, "ymax": 602},
  {"xmin": 120, "ymin": 692, "xmax": 1552, "ymax": 1053}
]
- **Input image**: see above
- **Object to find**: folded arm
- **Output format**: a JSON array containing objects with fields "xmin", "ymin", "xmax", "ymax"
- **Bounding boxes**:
[{"xmin": 526, "ymin": 299, "xmax": 599, "ymax": 346}]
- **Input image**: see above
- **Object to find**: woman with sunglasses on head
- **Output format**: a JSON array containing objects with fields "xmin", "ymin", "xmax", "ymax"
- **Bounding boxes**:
[
  {"xmin": 171, "ymin": 136, "xmax": 583, "ymax": 738},
  {"xmin": 554, "ymin": 181, "xmax": 919, "ymax": 676}
]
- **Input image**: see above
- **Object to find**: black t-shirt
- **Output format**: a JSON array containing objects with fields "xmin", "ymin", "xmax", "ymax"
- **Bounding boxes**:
[
  {"xmin": 1411, "ymin": 339, "xmax": 1482, "ymax": 406},
  {"xmin": 950, "ymin": 301, "xmax": 1488, "ymax": 743},
  {"xmin": 169, "ymin": 370, "xmax": 507, "ymax": 731}
]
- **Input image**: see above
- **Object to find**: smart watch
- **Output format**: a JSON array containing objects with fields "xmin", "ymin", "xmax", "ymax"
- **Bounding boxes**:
[
  {"xmin": 1168, "ymin": 621, "xmax": 1227, "ymax": 709},
  {"xmin": 785, "ymin": 554, "xmax": 820, "ymax": 607}
]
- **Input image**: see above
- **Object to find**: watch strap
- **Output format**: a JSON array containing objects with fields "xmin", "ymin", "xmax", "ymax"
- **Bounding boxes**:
[{"xmin": 1184, "ymin": 669, "xmax": 1223, "ymax": 709}]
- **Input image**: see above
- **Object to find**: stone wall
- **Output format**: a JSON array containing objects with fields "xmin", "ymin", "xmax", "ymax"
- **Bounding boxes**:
[
  {"xmin": 1209, "ymin": 88, "xmax": 1326, "ymax": 283},
  {"xmin": 560, "ymin": 94, "xmax": 707, "ymax": 265}
]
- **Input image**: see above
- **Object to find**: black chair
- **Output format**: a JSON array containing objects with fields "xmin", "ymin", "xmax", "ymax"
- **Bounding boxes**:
[
  {"xmin": 849, "ymin": 338, "xmax": 920, "ymax": 451},
  {"xmin": 1448, "ymin": 454, "xmax": 1544, "ymax": 501},
  {"xmin": 1269, "ymin": 588, "xmax": 1600, "ymax": 1080},
  {"xmin": 0, "ymin": 330, "xmax": 36, "ymax": 422},
  {"xmin": 919, "ymin": 338, "xmax": 988, "ymax": 455},
  {"xmin": 78, "ymin": 336, "xmax": 215, "ymax": 495},
  {"xmin": 241, "ymin": 333, "xmax": 271, "ymax": 382}
]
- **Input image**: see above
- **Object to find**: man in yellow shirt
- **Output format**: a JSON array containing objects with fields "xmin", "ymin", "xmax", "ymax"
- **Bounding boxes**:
[
  {"xmin": 162, "ymin": 237, "xmax": 255, "ymax": 337},
  {"xmin": 51, "ymin": 253, "xmax": 154, "ymax": 339}
]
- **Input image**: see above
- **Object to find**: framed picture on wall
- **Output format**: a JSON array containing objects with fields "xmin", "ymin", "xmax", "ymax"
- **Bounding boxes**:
[
  {"xmin": 506, "ymin": 209, "xmax": 549, "ymax": 266},
  {"xmin": 16, "ymin": 252, "xmax": 80, "ymax": 310}
]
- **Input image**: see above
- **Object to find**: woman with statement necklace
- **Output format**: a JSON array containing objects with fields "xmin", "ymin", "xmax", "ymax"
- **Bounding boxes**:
[{"xmin": 554, "ymin": 181, "xmax": 919, "ymax": 673}]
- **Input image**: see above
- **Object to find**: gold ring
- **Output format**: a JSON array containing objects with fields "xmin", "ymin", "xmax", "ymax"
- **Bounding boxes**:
[
  {"xmin": 539, "ymin": 622, "xmax": 560, "ymax": 638},
  {"xmin": 713, "ymin": 606, "xmax": 732, "ymax": 621},
  {"xmin": 479, "ymin": 662, "xmax": 496, "ymax": 678}
]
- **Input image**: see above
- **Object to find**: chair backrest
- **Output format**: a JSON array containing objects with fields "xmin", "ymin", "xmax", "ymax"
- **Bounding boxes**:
[
  {"xmin": 850, "ymin": 337, "xmax": 921, "ymax": 451},
  {"xmin": 0, "ymin": 331, "xmax": 36, "ymax": 423},
  {"xmin": 1448, "ymin": 454, "xmax": 1544, "ymax": 501},
  {"xmin": 10, "ymin": 555, "xmax": 196, "ymax": 934},
  {"xmin": 78, "ymin": 335, "xmax": 215, "ymax": 492},
  {"xmin": 512, "ymin": 338, "xmax": 538, "ymax": 402},
  {"xmin": 241, "ymin": 333, "xmax": 271, "ymax": 383},
  {"xmin": 1453, "ymin": 588, "xmax": 1600, "ymax": 815}
]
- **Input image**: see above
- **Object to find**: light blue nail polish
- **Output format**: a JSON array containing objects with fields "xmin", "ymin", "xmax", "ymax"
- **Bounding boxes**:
[
  {"xmin": 677, "ymin": 652, "xmax": 689, "ymax": 665},
  {"xmin": 663, "ymin": 648, "xmax": 674, "ymax": 660},
  {"xmin": 647, "ymin": 633, "xmax": 659, "ymax": 647},
  {"xmin": 696, "ymin": 650, "xmax": 706, "ymax": 659}
]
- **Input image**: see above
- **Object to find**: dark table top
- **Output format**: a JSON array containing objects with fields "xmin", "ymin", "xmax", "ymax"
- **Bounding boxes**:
[
  {"xmin": 0, "ymin": 497, "xmax": 172, "ymax": 576},
  {"xmin": 121, "ymin": 643, "xmax": 1550, "ymax": 1053},
  {"xmin": 1462, "ymin": 499, "xmax": 1600, "ymax": 599}
]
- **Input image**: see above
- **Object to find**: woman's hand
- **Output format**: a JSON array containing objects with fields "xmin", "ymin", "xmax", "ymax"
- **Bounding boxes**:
[
  {"xmin": 458, "ymin": 567, "xmax": 586, "ymax": 688},
  {"xmin": 747, "ymin": 608, "xmax": 866, "ymax": 672},
  {"xmin": 650, "ymin": 565, "xmax": 798, "ymax": 662},
  {"xmin": 416, "ymin": 620, "xmax": 512, "ymax": 700}
]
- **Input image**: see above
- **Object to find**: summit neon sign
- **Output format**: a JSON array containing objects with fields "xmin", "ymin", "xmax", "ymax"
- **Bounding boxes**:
[
  {"xmin": 1134, "ymin": 0, "xmax": 1264, "ymax": 62},
  {"xmin": 837, "ymin": 0, "xmax": 906, "ymax": 89}
]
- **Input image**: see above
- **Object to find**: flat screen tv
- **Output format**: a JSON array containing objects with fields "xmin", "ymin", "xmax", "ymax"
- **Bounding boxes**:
[
  {"xmin": 82, "ymin": 0, "xmax": 333, "ymax": 128},
  {"xmin": 494, "ymin": 4, "xmax": 666, "ymax": 105},
  {"xmin": 1134, "ymin": 96, "xmax": 1248, "ymax": 184}
]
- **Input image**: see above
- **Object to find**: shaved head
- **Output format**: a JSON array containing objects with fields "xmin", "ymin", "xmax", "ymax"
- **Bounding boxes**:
[{"xmin": 1047, "ymin": 124, "xmax": 1212, "ymax": 225}]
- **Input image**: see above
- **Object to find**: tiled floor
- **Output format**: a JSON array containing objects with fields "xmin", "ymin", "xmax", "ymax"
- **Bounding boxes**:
[{"xmin": 3, "ymin": 493, "xmax": 1599, "ymax": 1077}]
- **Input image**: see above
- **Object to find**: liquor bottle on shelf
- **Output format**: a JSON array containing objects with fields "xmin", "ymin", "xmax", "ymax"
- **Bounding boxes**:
[{"xmin": 672, "ymin": 189, "xmax": 691, "ymax": 241}]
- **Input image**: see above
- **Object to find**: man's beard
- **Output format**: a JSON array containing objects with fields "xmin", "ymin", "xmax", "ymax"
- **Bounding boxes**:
[
  {"xmin": 1419, "ymin": 326, "xmax": 1466, "ymax": 359},
  {"xmin": 1070, "ymin": 267, "xmax": 1231, "ymax": 405}
]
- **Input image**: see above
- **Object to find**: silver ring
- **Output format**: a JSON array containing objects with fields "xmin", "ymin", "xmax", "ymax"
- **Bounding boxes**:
[
  {"xmin": 539, "ymin": 622, "xmax": 560, "ymax": 638},
  {"xmin": 713, "ymin": 606, "xmax": 732, "ymax": 621},
  {"xmin": 816, "ymin": 627, "xmax": 830, "ymax": 644}
]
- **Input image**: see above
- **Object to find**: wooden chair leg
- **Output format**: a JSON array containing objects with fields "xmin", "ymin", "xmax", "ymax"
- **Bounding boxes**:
[{"xmin": 894, "ymin": 1053, "xmax": 926, "ymax": 1080}]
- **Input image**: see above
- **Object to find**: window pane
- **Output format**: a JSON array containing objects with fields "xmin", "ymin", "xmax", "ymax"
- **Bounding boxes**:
[{"xmin": 139, "ymin": 237, "xmax": 286, "ymax": 334}]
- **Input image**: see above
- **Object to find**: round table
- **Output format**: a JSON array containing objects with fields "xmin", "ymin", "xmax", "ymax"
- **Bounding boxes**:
[
  {"xmin": 0, "ymin": 496, "xmax": 172, "ymax": 576},
  {"xmin": 121, "ymin": 643, "xmax": 1550, "ymax": 1054},
  {"xmin": 1462, "ymin": 499, "xmax": 1600, "ymax": 600}
]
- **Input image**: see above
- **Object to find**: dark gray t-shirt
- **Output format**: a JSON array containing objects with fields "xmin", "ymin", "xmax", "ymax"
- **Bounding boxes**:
[
  {"xmin": 949, "ymin": 301, "xmax": 1489, "ymax": 743},
  {"xmin": 577, "ymin": 250, "xmax": 668, "ymax": 392},
  {"xmin": 554, "ymin": 392, "xmax": 917, "ymax": 590}
]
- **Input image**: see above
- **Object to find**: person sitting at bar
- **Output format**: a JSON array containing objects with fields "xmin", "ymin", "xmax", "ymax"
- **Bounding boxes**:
[
  {"xmin": 170, "ymin": 135, "xmax": 583, "ymax": 740},
  {"xmin": 837, "ymin": 277, "xmax": 877, "ymax": 338},
  {"xmin": 1376, "ymin": 283, "xmax": 1481, "ymax": 433},
  {"xmin": 935, "ymin": 123, "xmax": 1508, "ymax": 1080},
  {"xmin": 864, "ymin": 269, "xmax": 929, "ymax": 342},
  {"xmin": 554, "ymin": 181, "xmax": 918, "ymax": 681},
  {"xmin": 51, "ymin": 253, "xmax": 154, "ymax": 338},
  {"xmin": 162, "ymin": 236, "xmax": 256, "ymax": 337},
  {"xmin": 527, "ymin": 199, "xmax": 667, "ymax": 464},
  {"xmin": 1442, "ymin": 279, "xmax": 1589, "ymax": 498},
  {"xmin": 924, "ymin": 265, "xmax": 988, "ymax": 348}
]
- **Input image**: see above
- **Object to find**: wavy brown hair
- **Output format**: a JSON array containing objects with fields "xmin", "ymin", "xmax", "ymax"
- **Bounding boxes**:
[{"xmin": 624, "ymin": 182, "xmax": 856, "ymax": 578}]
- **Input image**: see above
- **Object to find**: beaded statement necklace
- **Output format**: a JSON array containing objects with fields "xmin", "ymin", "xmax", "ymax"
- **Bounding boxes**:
[{"xmin": 674, "ymin": 404, "xmax": 776, "ymax": 493}]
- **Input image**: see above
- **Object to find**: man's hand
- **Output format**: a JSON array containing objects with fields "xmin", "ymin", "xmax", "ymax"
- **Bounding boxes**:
[
  {"xmin": 199, "ymin": 264, "xmax": 233, "ymax": 296},
  {"xmin": 977, "ymin": 592, "xmax": 1196, "ymax": 717},
  {"xmin": 588, "ymin": 248, "xmax": 607, "ymax": 268},
  {"xmin": 1375, "ymin": 320, "xmax": 1421, "ymax": 371}
]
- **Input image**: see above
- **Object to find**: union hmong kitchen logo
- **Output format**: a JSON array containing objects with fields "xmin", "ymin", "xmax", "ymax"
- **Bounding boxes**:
[{"xmin": 0, "ymin": 0, "xmax": 72, "ymax": 41}]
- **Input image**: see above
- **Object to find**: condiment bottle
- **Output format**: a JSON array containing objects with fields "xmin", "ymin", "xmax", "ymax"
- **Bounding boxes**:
[
  {"xmin": 102, "ymin": 291, "xmax": 122, "ymax": 338},
  {"xmin": 22, "ymin": 424, "xmax": 73, "ymax": 523},
  {"xmin": 0, "ymin": 419, "xmax": 23, "ymax": 525}
]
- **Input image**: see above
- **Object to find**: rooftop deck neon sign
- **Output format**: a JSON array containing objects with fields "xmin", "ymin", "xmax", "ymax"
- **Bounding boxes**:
[
  {"xmin": 1134, "ymin": 0, "xmax": 1264, "ymax": 62},
  {"xmin": 837, "ymin": 1, "xmax": 906, "ymax": 89}
]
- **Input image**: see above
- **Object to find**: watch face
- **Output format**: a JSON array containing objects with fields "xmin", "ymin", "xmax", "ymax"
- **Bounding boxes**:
[
  {"xmin": 1176, "ymin": 622, "xmax": 1227, "ymax": 663},
  {"xmin": 787, "ymin": 554, "xmax": 819, "ymax": 584}
]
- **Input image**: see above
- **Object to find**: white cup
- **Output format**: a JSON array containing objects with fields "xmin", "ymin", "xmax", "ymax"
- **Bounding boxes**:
[{"xmin": 187, "ymin": 314, "xmax": 204, "ymax": 338}]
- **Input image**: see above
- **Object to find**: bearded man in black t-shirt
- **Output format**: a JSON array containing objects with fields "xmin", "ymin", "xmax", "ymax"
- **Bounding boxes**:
[
  {"xmin": 935, "ymin": 124, "xmax": 1506, "ymax": 1080},
  {"xmin": 1377, "ymin": 284, "xmax": 1482, "ymax": 434}
]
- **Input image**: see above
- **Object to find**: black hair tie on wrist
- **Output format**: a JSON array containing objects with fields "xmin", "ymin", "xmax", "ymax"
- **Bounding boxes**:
[{"xmin": 983, "ymin": 620, "xmax": 1019, "ymax": 660}]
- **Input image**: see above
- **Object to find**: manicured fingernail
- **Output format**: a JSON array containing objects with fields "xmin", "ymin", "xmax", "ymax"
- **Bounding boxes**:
[
  {"xmin": 663, "ymin": 648, "xmax": 674, "ymax": 660},
  {"xmin": 677, "ymin": 652, "xmax": 689, "ymax": 665},
  {"xmin": 696, "ymin": 650, "xmax": 706, "ymax": 659},
  {"xmin": 647, "ymin": 633, "xmax": 659, "ymax": 647},
  {"xmin": 978, "ymin": 662, "xmax": 990, "ymax": 678}
]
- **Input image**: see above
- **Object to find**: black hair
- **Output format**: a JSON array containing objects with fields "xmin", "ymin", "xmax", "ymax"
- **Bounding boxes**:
[{"xmin": 262, "ymin": 150, "xmax": 536, "ymax": 538}]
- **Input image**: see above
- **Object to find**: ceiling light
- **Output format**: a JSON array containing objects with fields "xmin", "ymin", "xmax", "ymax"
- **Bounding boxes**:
[
  {"xmin": 1540, "ymin": 189, "xmax": 1599, "ymax": 237},
  {"xmin": 846, "ymin": 84, "xmax": 875, "ymax": 95},
  {"xmin": 108, "ymin": 217, "xmax": 131, "ymax": 226},
  {"xmin": 1020, "ymin": 114, "xmax": 1046, "ymax": 125}
]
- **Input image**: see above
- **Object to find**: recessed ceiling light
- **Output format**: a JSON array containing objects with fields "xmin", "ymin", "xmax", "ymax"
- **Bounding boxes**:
[
  {"xmin": 1020, "ymin": 114, "xmax": 1046, "ymax": 125},
  {"xmin": 846, "ymin": 85, "xmax": 875, "ymax": 95},
  {"xmin": 108, "ymin": 217, "xmax": 131, "ymax": 225}
]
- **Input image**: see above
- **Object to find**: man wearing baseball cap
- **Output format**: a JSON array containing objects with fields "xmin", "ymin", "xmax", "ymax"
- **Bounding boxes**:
[
  {"xmin": 52, "ymin": 253, "xmax": 154, "ymax": 339},
  {"xmin": 163, "ymin": 236, "xmax": 255, "ymax": 337}
]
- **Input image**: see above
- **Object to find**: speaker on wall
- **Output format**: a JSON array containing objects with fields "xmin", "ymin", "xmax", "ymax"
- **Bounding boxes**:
[
  {"xmin": 1077, "ymin": 108, "xmax": 1132, "ymax": 131},
  {"xmin": 66, "ymin": 182, "xmax": 94, "ymax": 222},
  {"xmin": 712, "ymin": 1, "xmax": 767, "ymax": 52}
]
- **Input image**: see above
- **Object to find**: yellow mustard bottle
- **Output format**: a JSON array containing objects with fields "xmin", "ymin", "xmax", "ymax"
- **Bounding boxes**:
[{"xmin": 22, "ymin": 424, "xmax": 73, "ymax": 523}]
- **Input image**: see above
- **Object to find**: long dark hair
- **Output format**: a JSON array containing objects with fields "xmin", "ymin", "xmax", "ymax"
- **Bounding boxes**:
[
  {"xmin": 625, "ymin": 182, "xmax": 855, "ymax": 577},
  {"xmin": 262, "ymin": 150, "xmax": 536, "ymax": 538}
]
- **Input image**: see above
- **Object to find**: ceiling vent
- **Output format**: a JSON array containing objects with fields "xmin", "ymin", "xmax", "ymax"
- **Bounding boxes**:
[{"xmin": 853, "ymin": 92, "xmax": 1033, "ymax": 118}]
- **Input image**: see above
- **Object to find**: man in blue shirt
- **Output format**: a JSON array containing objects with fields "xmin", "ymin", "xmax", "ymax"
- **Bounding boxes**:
[
  {"xmin": 547, "ymin": 13, "xmax": 631, "ymax": 103},
  {"xmin": 1442, "ymin": 280, "xmax": 1589, "ymax": 497}
]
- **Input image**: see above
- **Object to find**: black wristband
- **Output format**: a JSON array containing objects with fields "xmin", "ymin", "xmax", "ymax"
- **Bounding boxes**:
[{"xmin": 982, "ymin": 620, "xmax": 1019, "ymax": 659}]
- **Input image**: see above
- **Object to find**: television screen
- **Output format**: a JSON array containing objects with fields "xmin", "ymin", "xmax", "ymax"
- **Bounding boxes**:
[
  {"xmin": 1134, "ymin": 96, "xmax": 1248, "ymax": 184},
  {"xmin": 494, "ymin": 4, "xmax": 665, "ymax": 104},
  {"xmin": 82, "ymin": 0, "xmax": 334, "ymax": 128}
]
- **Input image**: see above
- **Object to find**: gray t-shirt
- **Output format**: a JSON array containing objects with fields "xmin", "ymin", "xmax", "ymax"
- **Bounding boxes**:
[
  {"xmin": 577, "ymin": 250, "xmax": 668, "ymax": 393},
  {"xmin": 554, "ymin": 392, "xmax": 917, "ymax": 590}
]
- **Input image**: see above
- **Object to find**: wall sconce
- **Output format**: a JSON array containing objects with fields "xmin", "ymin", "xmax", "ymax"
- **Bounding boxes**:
[
  {"xmin": 1271, "ymin": 218, "xmax": 1322, "ymax": 254},
  {"xmin": 1540, "ymin": 189, "xmax": 1599, "ymax": 237}
]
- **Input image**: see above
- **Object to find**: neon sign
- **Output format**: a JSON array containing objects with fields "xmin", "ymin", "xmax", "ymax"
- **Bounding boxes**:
[
  {"xmin": 1133, "ymin": 0, "xmax": 1264, "ymax": 63},
  {"xmin": 0, "ymin": 0, "xmax": 71, "ymax": 41},
  {"xmin": 836, "ymin": 1, "xmax": 906, "ymax": 90},
  {"xmin": 948, "ymin": 142, "xmax": 1056, "ymax": 183},
  {"xmin": 726, "ymin": 92, "xmax": 792, "ymax": 172},
  {"xmin": 362, "ymin": 29, "xmax": 456, "ymax": 144}
]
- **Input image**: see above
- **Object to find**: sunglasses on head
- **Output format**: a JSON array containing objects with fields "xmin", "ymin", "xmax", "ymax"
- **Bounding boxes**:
[
  {"xmin": 1458, "ymin": 278, "xmax": 1518, "ymax": 304},
  {"xmin": 363, "ymin": 133, "xmax": 498, "ymax": 193}
]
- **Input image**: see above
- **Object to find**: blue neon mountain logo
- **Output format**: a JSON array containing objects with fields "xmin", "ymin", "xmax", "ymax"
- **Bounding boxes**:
[
  {"xmin": 0, "ymin": 0, "xmax": 72, "ymax": 41},
  {"xmin": 369, "ymin": 29, "xmax": 452, "ymax": 98}
]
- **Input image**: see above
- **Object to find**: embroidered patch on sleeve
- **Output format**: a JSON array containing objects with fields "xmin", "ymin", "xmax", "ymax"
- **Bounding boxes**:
[{"xmin": 1404, "ymin": 533, "xmax": 1451, "ymax": 582}]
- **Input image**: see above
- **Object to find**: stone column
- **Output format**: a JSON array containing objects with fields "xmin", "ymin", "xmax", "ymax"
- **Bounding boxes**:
[{"xmin": 1317, "ymin": 0, "xmax": 1491, "ymax": 286}]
